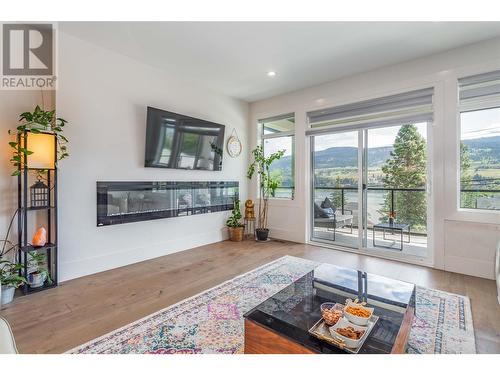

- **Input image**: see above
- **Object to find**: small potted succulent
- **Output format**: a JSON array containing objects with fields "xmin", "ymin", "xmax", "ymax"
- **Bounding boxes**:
[
  {"xmin": 27, "ymin": 251, "xmax": 52, "ymax": 288},
  {"xmin": 226, "ymin": 199, "xmax": 244, "ymax": 242},
  {"xmin": 0, "ymin": 260, "xmax": 27, "ymax": 305}
]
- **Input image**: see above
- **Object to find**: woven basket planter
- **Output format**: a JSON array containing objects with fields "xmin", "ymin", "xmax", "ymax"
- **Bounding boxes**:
[{"xmin": 228, "ymin": 226, "xmax": 244, "ymax": 242}]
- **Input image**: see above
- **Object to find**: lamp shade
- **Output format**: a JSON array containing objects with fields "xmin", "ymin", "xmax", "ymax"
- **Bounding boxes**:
[{"xmin": 26, "ymin": 132, "xmax": 56, "ymax": 169}]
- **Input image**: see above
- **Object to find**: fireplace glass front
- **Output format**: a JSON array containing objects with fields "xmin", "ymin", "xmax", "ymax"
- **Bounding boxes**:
[{"xmin": 97, "ymin": 181, "xmax": 238, "ymax": 226}]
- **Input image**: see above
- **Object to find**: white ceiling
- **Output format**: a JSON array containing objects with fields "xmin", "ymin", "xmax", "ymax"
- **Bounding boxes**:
[{"xmin": 60, "ymin": 22, "xmax": 500, "ymax": 102}]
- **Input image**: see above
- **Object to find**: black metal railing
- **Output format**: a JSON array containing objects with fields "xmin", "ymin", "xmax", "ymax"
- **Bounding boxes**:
[
  {"xmin": 314, "ymin": 186, "xmax": 426, "ymax": 215},
  {"xmin": 266, "ymin": 184, "xmax": 500, "ymax": 236},
  {"xmin": 275, "ymin": 184, "xmax": 500, "ymax": 211}
]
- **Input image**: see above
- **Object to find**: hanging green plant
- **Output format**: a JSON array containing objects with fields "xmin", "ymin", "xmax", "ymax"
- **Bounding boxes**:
[{"xmin": 7, "ymin": 105, "xmax": 69, "ymax": 176}]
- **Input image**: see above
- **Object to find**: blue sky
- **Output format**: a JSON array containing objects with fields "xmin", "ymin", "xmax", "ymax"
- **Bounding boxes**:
[{"xmin": 461, "ymin": 106, "xmax": 500, "ymax": 140}]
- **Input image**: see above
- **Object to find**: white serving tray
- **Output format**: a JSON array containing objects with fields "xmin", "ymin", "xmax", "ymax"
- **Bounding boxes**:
[{"xmin": 308, "ymin": 304, "xmax": 379, "ymax": 354}]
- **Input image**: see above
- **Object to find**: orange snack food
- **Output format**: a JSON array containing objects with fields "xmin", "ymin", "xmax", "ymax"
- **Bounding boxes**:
[{"xmin": 345, "ymin": 305, "xmax": 371, "ymax": 318}]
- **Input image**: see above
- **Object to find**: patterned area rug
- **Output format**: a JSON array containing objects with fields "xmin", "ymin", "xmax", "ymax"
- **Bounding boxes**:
[
  {"xmin": 68, "ymin": 255, "xmax": 476, "ymax": 354},
  {"xmin": 407, "ymin": 287, "xmax": 476, "ymax": 354}
]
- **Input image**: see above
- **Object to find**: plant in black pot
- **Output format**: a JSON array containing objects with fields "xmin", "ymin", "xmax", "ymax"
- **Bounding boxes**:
[
  {"xmin": 247, "ymin": 145, "xmax": 285, "ymax": 242},
  {"xmin": 0, "ymin": 260, "xmax": 27, "ymax": 306},
  {"xmin": 226, "ymin": 199, "xmax": 244, "ymax": 242}
]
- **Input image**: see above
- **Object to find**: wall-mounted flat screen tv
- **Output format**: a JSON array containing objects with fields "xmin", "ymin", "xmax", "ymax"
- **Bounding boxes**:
[{"xmin": 145, "ymin": 107, "xmax": 225, "ymax": 171}]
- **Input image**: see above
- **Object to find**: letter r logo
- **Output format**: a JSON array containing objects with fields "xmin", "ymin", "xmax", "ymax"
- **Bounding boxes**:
[{"xmin": 2, "ymin": 24, "xmax": 53, "ymax": 75}]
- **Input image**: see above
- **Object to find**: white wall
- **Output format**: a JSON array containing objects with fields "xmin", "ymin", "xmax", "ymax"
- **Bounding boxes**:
[
  {"xmin": 55, "ymin": 32, "xmax": 249, "ymax": 281},
  {"xmin": 250, "ymin": 37, "xmax": 500, "ymax": 280}
]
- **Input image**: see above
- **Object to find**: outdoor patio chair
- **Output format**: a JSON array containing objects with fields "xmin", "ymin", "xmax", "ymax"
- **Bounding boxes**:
[{"xmin": 314, "ymin": 201, "xmax": 353, "ymax": 241}]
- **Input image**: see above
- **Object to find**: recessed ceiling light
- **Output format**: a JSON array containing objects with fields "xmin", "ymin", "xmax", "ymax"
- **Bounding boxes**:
[{"xmin": 267, "ymin": 71, "xmax": 276, "ymax": 77}]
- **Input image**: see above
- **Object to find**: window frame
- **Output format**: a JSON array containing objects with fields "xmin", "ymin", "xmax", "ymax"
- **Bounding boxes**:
[
  {"xmin": 458, "ymin": 105, "xmax": 500, "ymax": 212},
  {"xmin": 259, "ymin": 113, "xmax": 296, "ymax": 200},
  {"xmin": 457, "ymin": 71, "xmax": 500, "ymax": 213}
]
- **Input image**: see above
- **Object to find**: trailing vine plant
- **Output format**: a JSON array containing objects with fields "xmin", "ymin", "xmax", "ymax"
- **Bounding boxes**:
[{"xmin": 7, "ymin": 105, "xmax": 69, "ymax": 176}]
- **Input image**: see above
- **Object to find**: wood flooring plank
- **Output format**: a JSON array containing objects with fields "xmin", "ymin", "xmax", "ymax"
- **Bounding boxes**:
[{"xmin": 0, "ymin": 239, "xmax": 498, "ymax": 354}]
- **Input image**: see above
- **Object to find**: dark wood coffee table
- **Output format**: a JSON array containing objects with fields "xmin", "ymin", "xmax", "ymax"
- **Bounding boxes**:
[{"xmin": 244, "ymin": 263, "xmax": 415, "ymax": 354}]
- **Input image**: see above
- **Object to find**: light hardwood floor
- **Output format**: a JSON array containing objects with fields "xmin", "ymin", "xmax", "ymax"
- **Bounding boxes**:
[{"xmin": 1, "ymin": 239, "xmax": 499, "ymax": 354}]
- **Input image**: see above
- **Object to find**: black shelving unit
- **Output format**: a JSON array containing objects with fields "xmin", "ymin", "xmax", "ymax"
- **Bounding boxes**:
[{"xmin": 17, "ymin": 130, "xmax": 58, "ymax": 295}]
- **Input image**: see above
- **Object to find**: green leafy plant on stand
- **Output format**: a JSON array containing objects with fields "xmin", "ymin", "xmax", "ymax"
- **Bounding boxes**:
[
  {"xmin": 28, "ymin": 251, "xmax": 53, "ymax": 286},
  {"xmin": 7, "ymin": 105, "xmax": 69, "ymax": 176}
]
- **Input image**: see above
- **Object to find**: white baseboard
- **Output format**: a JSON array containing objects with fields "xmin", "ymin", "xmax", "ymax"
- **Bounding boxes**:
[
  {"xmin": 268, "ymin": 227, "xmax": 304, "ymax": 243},
  {"xmin": 59, "ymin": 228, "xmax": 229, "ymax": 282}
]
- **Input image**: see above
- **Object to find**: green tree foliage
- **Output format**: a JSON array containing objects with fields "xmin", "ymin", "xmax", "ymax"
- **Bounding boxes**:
[
  {"xmin": 460, "ymin": 142, "xmax": 476, "ymax": 208},
  {"xmin": 269, "ymin": 169, "xmax": 284, "ymax": 197},
  {"xmin": 380, "ymin": 124, "xmax": 427, "ymax": 231},
  {"xmin": 330, "ymin": 176, "xmax": 346, "ymax": 209}
]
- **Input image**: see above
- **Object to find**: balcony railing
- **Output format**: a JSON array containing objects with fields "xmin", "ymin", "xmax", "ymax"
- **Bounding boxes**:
[{"xmin": 270, "ymin": 185, "xmax": 499, "ymax": 236}]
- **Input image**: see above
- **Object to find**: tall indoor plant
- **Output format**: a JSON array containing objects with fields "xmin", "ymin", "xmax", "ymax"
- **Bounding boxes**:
[{"xmin": 247, "ymin": 145, "xmax": 285, "ymax": 241}]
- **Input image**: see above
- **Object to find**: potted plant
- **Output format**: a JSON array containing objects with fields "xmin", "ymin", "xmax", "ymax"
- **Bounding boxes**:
[
  {"xmin": 27, "ymin": 251, "xmax": 52, "ymax": 288},
  {"xmin": 247, "ymin": 145, "xmax": 285, "ymax": 241},
  {"xmin": 7, "ymin": 105, "xmax": 69, "ymax": 176},
  {"xmin": 0, "ymin": 260, "xmax": 27, "ymax": 305},
  {"xmin": 226, "ymin": 199, "xmax": 244, "ymax": 242}
]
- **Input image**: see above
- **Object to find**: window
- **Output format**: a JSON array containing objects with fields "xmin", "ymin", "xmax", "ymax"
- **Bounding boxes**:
[
  {"xmin": 458, "ymin": 70, "xmax": 500, "ymax": 211},
  {"xmin": 259, "ymin": 114, "xmax": 295, "ymax": 199}
]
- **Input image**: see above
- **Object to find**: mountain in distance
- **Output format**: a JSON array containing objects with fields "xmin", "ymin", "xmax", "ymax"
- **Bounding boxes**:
[{"xmin": 271, "ymin": 135, "xmax": 500, "ymax": 170}]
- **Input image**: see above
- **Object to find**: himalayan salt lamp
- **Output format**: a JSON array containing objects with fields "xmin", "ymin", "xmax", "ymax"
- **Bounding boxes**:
[{"xmin": 32, "ymin": 226, "xmax": 47, "ymax": 247}]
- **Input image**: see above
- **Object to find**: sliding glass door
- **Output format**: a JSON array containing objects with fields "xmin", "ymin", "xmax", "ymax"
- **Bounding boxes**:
[
  {"xmin": 312, "ymin": 131, "xmax": 360, "ymax": 248},
  {"xmin": 311, "ymin": 122, "xmax": 429, "ymax": 259}
]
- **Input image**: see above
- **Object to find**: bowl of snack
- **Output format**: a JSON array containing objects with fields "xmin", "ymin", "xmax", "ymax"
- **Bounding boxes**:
[
  {"xmin": 329, "ymin": 317, "xmax": 367, "ymax": 349},
  {"xmin": 343, "ymin": 300, "xmax": 374, "ymax": 326},
  {"xmin": 320, "ymin": 302, "xmax": 343, "ymax": 326}
]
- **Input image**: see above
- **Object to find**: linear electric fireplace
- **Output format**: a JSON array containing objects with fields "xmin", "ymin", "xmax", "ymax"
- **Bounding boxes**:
[{"xmin": 97, "ymin": 181, "xmax": 238, "ymax": 226}]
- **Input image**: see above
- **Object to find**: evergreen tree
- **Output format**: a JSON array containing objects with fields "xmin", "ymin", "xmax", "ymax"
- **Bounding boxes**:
[
  {"xmin": 380, "ymin": 124, "xmax": 427, "ymax": 231},
  {"xmin": 330, "ymin": 176, "xmax": 347, "ymax": 210}
]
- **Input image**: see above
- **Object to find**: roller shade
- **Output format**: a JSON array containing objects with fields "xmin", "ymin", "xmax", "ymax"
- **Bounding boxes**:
[
  {"xmin": 258, "ymin": 113, "xmax": 294, "ymax": 124},
  {"xmin": 259, "ymin": 113, "xmax": 295, "ymax": 138},
  {"xmin": 306, "ymin": 88, "xmax": 433, "ymax": 135},
  {"xmin": 459, "ymin": 70, "xmax": 500, "ymax": 112}
]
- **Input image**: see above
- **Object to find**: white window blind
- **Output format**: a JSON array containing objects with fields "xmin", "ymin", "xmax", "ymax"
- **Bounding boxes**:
[
  {"xmin": 306, "ymin": 88, "xmax": 434, "ymax": 136},
  {"xmin": 459, "ymin": 70, "xmax": 500, "ymax": 112},
  {"xmin": 259, "ymin": 113, "xmax": 295, "ymax": 139}
]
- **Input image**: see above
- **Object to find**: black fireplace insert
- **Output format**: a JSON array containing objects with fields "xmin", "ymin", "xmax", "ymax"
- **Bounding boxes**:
[{"xmin": 97, "ymin": 181, "xmax": 238, "ymax": 226}]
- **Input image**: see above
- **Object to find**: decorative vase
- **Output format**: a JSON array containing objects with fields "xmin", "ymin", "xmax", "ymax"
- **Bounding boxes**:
[
  {"xmin": 255, "ymin": 228, "xmax": 269, "ymax": 242},
  {"xmin": 1, "ymin": 285, "xmax": 15, "ymax": 305},
  {"xmin": 32, "ymin": 226, "xmax": 47, "ymax": 247},
  {"xmin": 28, "ymin": 272, "xmax": 46, "ymax": 288},
  {"xmin": 228, "ymin": 226, "xmax": 244, "ymax": 242}
]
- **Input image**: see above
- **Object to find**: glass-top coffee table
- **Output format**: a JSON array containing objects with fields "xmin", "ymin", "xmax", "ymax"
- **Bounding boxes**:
[{"xmin": 244, "ymin": 263, "xmax": 415, "ymax": 354}]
